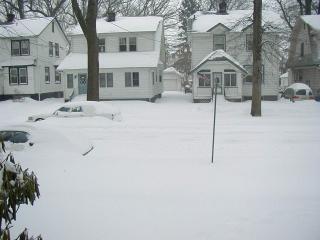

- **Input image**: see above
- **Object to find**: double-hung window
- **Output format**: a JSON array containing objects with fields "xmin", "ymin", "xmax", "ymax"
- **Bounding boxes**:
[
  {"xmin": 9, "ymin": 66, "xmax": 28, "ymax": 85},
  {"xmin": 119, "ymin": 37, "xmax": 127, "ymax": 52},
  {"xmin": 55, "ymin": 43, "xmax": 59, "ymax": 57},
  {"xmin": 246, "ymin": 34, "xmax": 253, "ymax": 51},
  {"xmin": 49, "ymin": 42, "xmax": 53, "ymax": 56},
  {"xmin": 54, "ymin": 66, "xmax": 61, "ymax": 83},
  {"xmin": 99, "ymin": 73, "xmax": 106, "ymax": 88},
  {"xmin": 129, "ymin": 37, "xmax": 137, "ymax": 51},
  {"xmin": 98, "ymin": 38, "xmax": 105, "ymax": 52},
  {"xmin": 45, "ymin": 67, "xmax": 50, "ymax": 84},
  {"xmin": 107, "ymin": 73, "xmax": 113, "ymax": 87},
  {"xmin": 125, "ymin": 72, "xmax": 139, "ymax": 87},
  {"xmin": 224, "ymin": 70, "xmax": 237, "ymax": 87},
  {"xmin": 67, "ymin": 74, "xmax": 73, "ymax": 88},
  {"xmin": 213, "ymin": 35, "xmax": 226, "ymax": 51},
  {"xmin": 11, "ymin": 40, "xmax": 30, "ymax": 56}
]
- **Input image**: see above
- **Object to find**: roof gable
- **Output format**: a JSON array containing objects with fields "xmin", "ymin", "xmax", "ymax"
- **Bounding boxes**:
[
  {"xmin": 0, "ymin": 17, "xmax": 53, "ymax": 38},
  {"xmin": 207, "ymin": 23, "xmax": 230, "ymax": 33}
]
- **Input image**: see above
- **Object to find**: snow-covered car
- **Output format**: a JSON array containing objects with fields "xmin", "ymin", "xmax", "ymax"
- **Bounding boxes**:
[
  {"xmin": 28, "ymin": 101, "xmax": 121, "ymax": 122},
  {"xmin": 282, "ymin": 83, "xmax": 314, "ymax": 101},
  {"xmin": 0, "ymin": 124, "xmax": 93, "ymax": 156}
]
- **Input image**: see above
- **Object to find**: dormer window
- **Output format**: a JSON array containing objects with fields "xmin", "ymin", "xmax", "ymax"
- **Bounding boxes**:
[
  {"xmin": 119, "ymin": 37, "xmax": 127, "ymax": 52},
  {"xmin": 98, "ymin": 38, "xmax": 105, "ymax": 52},
  {"xmin": 213, "ymin": 35, "xmax": 226, "ymax": 51},
  {"xmin": 11, "ymin": 40, "xmax": 30, "ymax": 56},
  {"xmin": 129, "ymin": 37, "xmax": 137, "ymax": 51}
]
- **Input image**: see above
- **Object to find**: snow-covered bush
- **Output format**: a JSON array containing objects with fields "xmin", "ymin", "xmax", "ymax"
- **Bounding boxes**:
[{"xmin": 0, "ymin": 141, "xmax": 41, "ymax": 240}]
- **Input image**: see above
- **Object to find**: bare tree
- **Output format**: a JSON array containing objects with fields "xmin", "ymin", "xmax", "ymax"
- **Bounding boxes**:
[
  {"xmin": 71, "ymin": 0, "xmax": 99, "ymax": 101},
  {"xmin": 1, "ymin": 0, "xmax": 25, "ymax": 19},
  {"xmin": 251, "ymin": 0, "xmax": 262, "ymax": 116}
]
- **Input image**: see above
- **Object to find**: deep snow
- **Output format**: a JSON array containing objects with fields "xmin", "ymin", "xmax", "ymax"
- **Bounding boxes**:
[{"xmin": 0, "ymin": 92, "xmax": 319, "ymax": 240}]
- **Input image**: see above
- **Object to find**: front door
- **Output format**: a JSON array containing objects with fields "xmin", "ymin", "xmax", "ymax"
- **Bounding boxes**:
[
  {"xmin": 212, "ymin": 72, "xmax": 223, "ymax": 94},
  {"xmin": 78, "ymin": 74, "xmax": 87, "ymax": 94}
]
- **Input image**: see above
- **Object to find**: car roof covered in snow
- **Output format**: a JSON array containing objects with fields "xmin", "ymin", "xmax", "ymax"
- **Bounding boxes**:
[
  {"xmin": 287, "ymin": 83, "xmax": 311, "ymax": 90},
  {"xmin": 191, "ymin": 10, "xmax": 282, "ymax": 32},
  {"xmin": 301, "ymin": 15, "xmax": 320, "ymax": 31},
  {"xmin": 61, "ymin": 101, "xmax": 119, "ymax": 114},
  {"xmin": 0, "ymin": 17, "xmax": 54, "ymax": 38},
  {"xmin": 70, "ymin": 16, "xmax": 162, "ymax": 35}
]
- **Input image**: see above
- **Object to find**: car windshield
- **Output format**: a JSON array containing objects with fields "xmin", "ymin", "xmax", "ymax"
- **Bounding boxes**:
[
  {"xmin": 0, "ymin": 131, "xmax": 29, "ymax": 143},
  {"xmin": 71, "ymin": 106, "xmax": 83, "ymax": 112},
  {"xmin": 57, "ymin": 107, "xmax": 71, "ymax": 112}
]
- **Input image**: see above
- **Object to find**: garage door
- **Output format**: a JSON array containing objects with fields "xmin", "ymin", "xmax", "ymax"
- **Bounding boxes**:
[{"xmin": 164, "ymin": 79, "xmax": 178, "ymax": 91}]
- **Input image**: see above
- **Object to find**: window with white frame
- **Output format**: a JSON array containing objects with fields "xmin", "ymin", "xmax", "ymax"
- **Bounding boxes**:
[
  {"xmin": 107, "ymin": 73, "xmax": 113, "ymax": 87},
  {"xmin": 98, "ymin": 38, "xmax": 105, "ymax": 52},
  {"xmin": 129, "ymin": 37, "xmax": 137, "ymax": 51},
  {"xmin": 67, "ymin": 74, "xmax": 73, "ymax": 88},
  {"xmin": 9, "ymin": 66, "xmax": 28, "ymax": 85},
  {"xmin": 198, "ymin": 70, "xmax": 211, "ymax": 87},
  {"xmin": 55, "ymin": 43, "xmax": 59, "ymax": 57},
  {"xmin": 11, "ymin": 40, "xmax": 30, "ymax": 56},
  {"xmin": 213, "ymin": 35, "xmax": 226, "ymax": 51},
  {"xmin": 45, "ymin": 67, "xmax": 50, "ymax": 84},
  {"xmin": 125, "ymin": 72, "xmax": 139, "ymax": 87},
  {"xmin": 49, "ymin": 42, "xmax": 53, "ymax": 56},
  {"xmin": 244, "ymin": 65, "xmax": 264, "ymax": 83},
  {"xmin": 99, "ymin": 73, "xmax": 106, "ymax": 88},
  {"xmin": 54, "ymin": 66, "xmax": 61, "ymax": 83},
  {"xmin": 119, "ymin": 37, "xmax": 127, "ymax": 52},
  {"xmin": 224, "ymin": 70, "xmax": 237, "ymax": 87}
]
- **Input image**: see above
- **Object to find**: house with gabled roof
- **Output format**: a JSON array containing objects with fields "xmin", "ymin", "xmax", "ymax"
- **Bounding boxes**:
[
  {"xmin": 287, "ymin": 15, "xmax": 320, "ymax": 96},
  {"xmin": 0, "ymin": 15, "xmax": 69, "ymax": 100},
  {"xmin": 188, "ymin": 6, "xmax": 282, "ymax": 102},
  {"xmin": 58, "ymin": 14, "xmax": 165, "ymax": 102}
]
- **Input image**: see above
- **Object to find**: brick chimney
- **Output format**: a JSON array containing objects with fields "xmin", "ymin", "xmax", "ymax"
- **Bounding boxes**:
[
  {"xmin": 217, "ymin": 0, "xmax": 227, "ymax": 15},
  {"xmin": 106, "ymin": 12, "xmax": 116, "ymax": 22},
  {"xmin": 6, "ymin": 13, "xmax": 15, "ymax": 23}
]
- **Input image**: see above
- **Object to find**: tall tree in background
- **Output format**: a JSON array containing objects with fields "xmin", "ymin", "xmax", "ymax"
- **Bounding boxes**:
[
  {"xmin": 251, "ymin": 0, "xmax": 262, "ymax": 116},
  {"xmin": 174, "ymin": 0, "xmax": 200, "ymax": 81},
  {"xmin": 71, "ymin": 0, "xmax": 99, "ymax": 101}
]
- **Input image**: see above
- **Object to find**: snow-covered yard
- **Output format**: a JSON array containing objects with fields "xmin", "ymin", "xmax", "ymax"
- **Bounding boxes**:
[{"xmin": 1, "ymin": 92, "xmax": 320, "ymax": 240}]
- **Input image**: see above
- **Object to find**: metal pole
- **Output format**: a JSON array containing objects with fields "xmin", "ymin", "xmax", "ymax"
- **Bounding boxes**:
[{"xmin": 211, "ymin": 77, "xmax": 218, "ymax": 164}]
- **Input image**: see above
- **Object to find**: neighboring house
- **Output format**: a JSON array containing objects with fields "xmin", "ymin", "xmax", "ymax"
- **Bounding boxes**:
[
  {"xmin": 287, "ymin": 15, "xmax": 320, "ymax": 96},
  {"xmin": 163, "ymin": 67, "xmax": 183, "ymax": 91},
  {"xmin": 0, "ymin": 15, "xmax": 69, "ymax": 100},
  {"xmin": 58, "ymin": 14, "xmax": 165, "ymax": 102},
  {"xmin": 188, "ymin": 6, "xmax": 282, "ymax": 102}
]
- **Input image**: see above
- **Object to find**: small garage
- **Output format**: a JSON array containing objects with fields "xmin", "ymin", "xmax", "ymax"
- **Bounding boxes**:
[{"xmin": 163, "ymin": 67, "xmax": 183, "ymax": 91}]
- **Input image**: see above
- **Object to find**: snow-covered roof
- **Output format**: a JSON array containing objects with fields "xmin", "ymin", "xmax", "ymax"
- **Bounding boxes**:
[
  {"xmin": 57, "ymin": 52, "xmax": 161, "ymax": 70},
  {"xmin": 280, "ymin": 72, "xmax": 288, "ymax": 78},
  {"xmin": 191, "ymin": 49, "xmax": 247, "ymax": 73},
  {"xmin": 301, "ymin": 15, "xmax": 320, "ymax": 31},
  {"xmin": 0, "ymin": 17, "xmax": 53, "ymax": 38},
  {"xmin": 0, "ymin": 57, "xmax": 36, "ymax": 67},
  {"xmin": 163, "ymin": 67, "xmax": 183, "ymax": 76},
  {"xmin": 70, "ymin": 16, "xmax": 162, "ymax": 35},
  {"xmin": 191, "ymin": 10, "xmax": 282, "ymax": 32}
]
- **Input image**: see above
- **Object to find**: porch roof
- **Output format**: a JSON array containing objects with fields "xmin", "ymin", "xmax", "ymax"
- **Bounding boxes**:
[
  {"xmin": 57, "ymin": 52, "xmax": 161, "ymax": 71},
  {"xmin": 191, "ymin": 49, "xmax": 248, "ymax": 73}
]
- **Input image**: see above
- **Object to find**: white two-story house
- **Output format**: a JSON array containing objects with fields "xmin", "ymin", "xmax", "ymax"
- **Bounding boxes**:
[
  {"xmin": 287, "ymin": 15, "xmax": 320, "ymax": 96},
  {"xmin": 0, "ymin": 15, "xmax": 69, "ymax": 100},
  {"xmin": 188, "ymin": 7, "xmax": 282, "ymax": 102},
  {"xmin": 58, "ymin": 14, "xmax": 165, "ymax": 102}
]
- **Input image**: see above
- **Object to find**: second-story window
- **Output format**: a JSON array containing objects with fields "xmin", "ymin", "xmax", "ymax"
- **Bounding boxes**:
[
  {"xmin": 129, "ymin": 37, "xmax": 137, "ymax": 51},
  {"xmin": 49, "ymin": 42, "xmax": 53, "ymax": 56},
  {"xmin": 119, "ymin": 37, "xmax": 127, "ymax": 52},
  {"xmin": 98, "ymin": 38, "xmax": 105, "ymax": 52},
  {"xmin": 300, "ymin": 42, "xmax": 304, "ymax": 57},
  {"xmin": 213, "ymin": 35, "xmax": 226, "ymax": 51},
  {"xmin": 11, "ymin": 40, "xmax": 30, "ymax": 56},
  {"xmin": 55, "ymin": 43, "xmax": 59, "ymax": 57},
  {"xmin": 45, "ymin": 67, "xmax": 50, "ymax": 84},
  {"xmin": 246, "ymin": 34, "xmax": 253, "ymax": 51}
]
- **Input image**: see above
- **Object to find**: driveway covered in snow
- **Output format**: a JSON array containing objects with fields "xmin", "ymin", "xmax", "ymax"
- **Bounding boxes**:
[{"xmin": 0, "ymin": 93, "xmax": 319, "ymax": 240}]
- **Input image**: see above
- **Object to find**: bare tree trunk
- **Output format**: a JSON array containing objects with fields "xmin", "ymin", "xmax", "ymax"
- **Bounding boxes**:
[
  {"xmin": 71, "ymin": 0, "xmax": 99, "ymax": 101},
  {"xmin": 251, "ymin": 0, "xmax": 262, "ymax": 117},
  {"xmin": 17, "ymin": 0, "xmax": 25, "ymax": 19}
]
